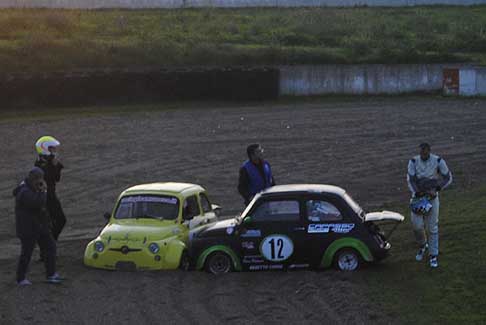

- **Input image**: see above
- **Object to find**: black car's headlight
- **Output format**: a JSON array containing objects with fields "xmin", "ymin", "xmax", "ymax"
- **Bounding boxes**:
[
  {"xmin": 94, "ymin": 241, "xmax": 105, "ymax": 252},
  {"xmin": 148, "ymin": 243, "xmax": 160, "ymax": 254}
]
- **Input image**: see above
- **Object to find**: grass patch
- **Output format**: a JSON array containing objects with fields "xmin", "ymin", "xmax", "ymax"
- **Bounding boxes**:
[
  {"xmin": 364, "ymin": 186, "xmax": 486, "ymax": 323},
  {"xmin": 0, "ymin": 6, "xmax": 486, "ymax": 72}
]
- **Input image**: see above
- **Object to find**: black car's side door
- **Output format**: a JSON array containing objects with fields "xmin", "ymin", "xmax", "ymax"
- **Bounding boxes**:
[
  {"xmin": 303, "ymin": 194, "xmax": 358, "ymax": 267},
  {"xmin": 239, "ymin": 197, "xmax": 309, "ymax": 271}
]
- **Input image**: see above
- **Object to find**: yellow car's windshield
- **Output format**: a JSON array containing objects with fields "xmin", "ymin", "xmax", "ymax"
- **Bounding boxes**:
[{"xmin": 114, "ymin": 195, "xmax": 179, "ymax": 220}]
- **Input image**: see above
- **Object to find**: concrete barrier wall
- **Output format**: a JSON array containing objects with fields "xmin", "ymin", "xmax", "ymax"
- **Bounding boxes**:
[
  {"xmin": 1, "ymin": 64, "xmax": 479, "ymax": 107},
  {"xmin": 0, "ymin": 67, "xmax": 279, "ymax": 107},
  {"xmin": 476, "ymin": 69, "xmax": 486, "ymax": 96},
  {"xmin": 2, "ymin": 0, "xmax": 486, "ymax": 9},
  {"xmin": 458, "ymin": 67, "xmax": 486, "ymax": 96},
  {"xmin": 279, "ymin": 64, "xmax": 448, "ymax": 95},
  {"xmin": 459, "ymin": 68, "xmax": 477, "ymax": 96}
]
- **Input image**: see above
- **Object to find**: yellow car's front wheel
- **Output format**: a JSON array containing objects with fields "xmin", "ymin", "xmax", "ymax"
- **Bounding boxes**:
[{"xmin": 178, "ymin": 251, "xmax": 190, "ymax": 271}]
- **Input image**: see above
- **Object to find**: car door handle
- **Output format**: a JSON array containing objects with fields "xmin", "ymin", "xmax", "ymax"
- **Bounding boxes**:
[{"xmin": 293, "ymin": 227, "xmax": 305, "ymax": 231}]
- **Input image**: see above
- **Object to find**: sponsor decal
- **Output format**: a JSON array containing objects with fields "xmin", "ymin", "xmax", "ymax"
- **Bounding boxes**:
[
  {"xmin": 307, "ymin": 223, "xmax": 355, "ymax": 234},
  {"xmin": 226, "ymin": 227, "xmax": 235, "ymax": 235},
  {"xmin": 289, "ymin": 264, "xmax": 310, "ymax": 269},
  {"xmin": 260, "ymin": 234, "xmax": 294, "ymax": 262},
  {"xmin": 242, "ymin": 241, "xmax": 255, "ymax": 250},
  {"xmin": 242, "ymin": 255, "xmax": 264, "ymax": 264},
  {"xmin": 111, "ymin": 237, "xmax": 140, "ymax": 242},
  {"xmin": 241, "ymin": 229, "xmax": 261, "ymax": 238},
  {"xmin": 122, "ymin": 196, "xmax": 178, "ymax": 205},
  {"xmin": 249, "ymin": 264, "xmax": 284, "ymax": 271}
]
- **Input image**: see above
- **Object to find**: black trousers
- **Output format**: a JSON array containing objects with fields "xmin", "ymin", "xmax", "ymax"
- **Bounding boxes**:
[
  {"xmin": 17, "ymin": 228, "xmax": 57, "ymax": 283},
  {"xmin": 47, "ymin": 193, "xmax": 66, "ymax": 241}
]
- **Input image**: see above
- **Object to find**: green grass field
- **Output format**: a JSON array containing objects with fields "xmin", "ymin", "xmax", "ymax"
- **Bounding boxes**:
[
  {"xmin": 365, "ymin": 186, "xmax": 486, "ymax": 323},
  {"xmin": 1, "ymin": 6, "xmax": 486, "ymax": 72}
]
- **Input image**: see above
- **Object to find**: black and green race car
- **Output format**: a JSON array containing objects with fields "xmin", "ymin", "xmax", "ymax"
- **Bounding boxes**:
[{"xmin": 189, "ymin": 184, "xmax": 404, "ymax": 274}]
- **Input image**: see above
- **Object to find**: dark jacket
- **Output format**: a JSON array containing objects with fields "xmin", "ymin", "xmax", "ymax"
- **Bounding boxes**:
[
  {"xmin": 13, "ymin": 180, "xmax": 48, "ymax": 238},
  {"xmin": 238, "ymin": 160, "xmax": 275, "ymax": 205},
  {"xmin": 35, "ymin": 156, "xmax": 63, "ymax": 195}
]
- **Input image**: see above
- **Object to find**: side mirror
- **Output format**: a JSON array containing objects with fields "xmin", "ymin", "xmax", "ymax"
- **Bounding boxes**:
[
  {"xmin": 212, "ymin": 204, "xmax": 222, "ymax": 217},
  {"xmin": 103, "ymin": 212, "xmax": 111, "ymax": 220}
]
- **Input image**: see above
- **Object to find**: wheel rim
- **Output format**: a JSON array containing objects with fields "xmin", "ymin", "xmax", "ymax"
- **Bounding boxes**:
[
  {"xmin": 338, "ymin": 252, "xmax": 359, "ymax": 271},
  {"xmin": 209, "ymin": 254, "xmax": 231, "ymax": 274}
]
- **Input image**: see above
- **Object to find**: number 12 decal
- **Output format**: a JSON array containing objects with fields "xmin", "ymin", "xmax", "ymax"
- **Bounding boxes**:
[{"xmin": 260, "ymin": 235, "xmax": 294, "ymax": 262}]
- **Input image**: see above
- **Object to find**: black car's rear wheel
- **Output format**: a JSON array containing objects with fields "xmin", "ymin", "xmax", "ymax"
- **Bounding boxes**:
[
  {"xmin": 205, "ymin": 252, "xmax": 233, "ymax": 275},
  {"xmin": 334, "ymin": 248, "xmax": 362, "ymax": 272}
]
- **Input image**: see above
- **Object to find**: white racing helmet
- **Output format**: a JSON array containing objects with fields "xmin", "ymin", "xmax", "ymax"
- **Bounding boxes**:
[{"xmin": 35, "ymin": 136, "xmax": 60, "ymax": 156}]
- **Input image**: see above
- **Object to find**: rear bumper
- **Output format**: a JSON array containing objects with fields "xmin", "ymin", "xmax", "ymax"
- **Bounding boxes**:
[{"xmin": 372, "ymin": 241, "xmax": 392, "ymax": 261}]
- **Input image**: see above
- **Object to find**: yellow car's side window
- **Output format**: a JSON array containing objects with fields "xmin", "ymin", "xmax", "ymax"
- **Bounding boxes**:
[
  {"xmin": 183, "ymin": 195, "xmax": 200, "ymax": 220},
  {"xmin": 200, "ymin": 193, "xmax": 212, "ymax": 213}
]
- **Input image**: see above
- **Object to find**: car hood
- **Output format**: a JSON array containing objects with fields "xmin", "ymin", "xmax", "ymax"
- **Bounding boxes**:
[
  {"xmin": 99, "ymin": 222, "xmax": 182, "ymax": 242},
  {"xmin": 194, "ymin": 218, "xmax": 238, "ymax": 238},
  {"xmin": 365, "ymin": 210, "xmax": 405, "ymax": 222}
]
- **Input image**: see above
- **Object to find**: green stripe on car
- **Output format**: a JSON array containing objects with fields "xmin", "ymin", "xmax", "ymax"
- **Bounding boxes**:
[{"xmin": 196, "ymin": 245, "xmax": 242, "ymax": 271}]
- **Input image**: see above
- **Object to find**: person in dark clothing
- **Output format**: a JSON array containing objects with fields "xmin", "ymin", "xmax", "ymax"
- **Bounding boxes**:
[
  {"xmin": 35, "ymin": 136, "xmax": 66, "ymax": 241},
  {"xmin": 14, "ymin": 167, "xmax": 63, "ymax": 285},
  {"xmin": 238, "ymin": 144, "xmax": 276, "ymax": 205}
]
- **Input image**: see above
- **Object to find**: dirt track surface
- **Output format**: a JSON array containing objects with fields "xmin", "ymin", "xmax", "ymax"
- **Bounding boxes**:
[{"xmin": 1, "ymin": 97, "xmax": 486, "ymax": 324}]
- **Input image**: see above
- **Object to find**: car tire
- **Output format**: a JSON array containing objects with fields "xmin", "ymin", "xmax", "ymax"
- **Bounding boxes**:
[
  {"xmin": 334, "ymin": 248, "xmax": 362, "ymax": 272},
  {"xmin": 205, "ymin": 251, "xmax": 233, "ymax": 275},
  {"xmin": 179, "ymin": 251, "xmax": 190, "ymax": 271}
]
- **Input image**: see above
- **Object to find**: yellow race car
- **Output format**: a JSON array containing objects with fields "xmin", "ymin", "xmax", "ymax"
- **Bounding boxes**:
[{"xmin": 84, "ymin": 182, "xmax": 220, "ymax": 271}]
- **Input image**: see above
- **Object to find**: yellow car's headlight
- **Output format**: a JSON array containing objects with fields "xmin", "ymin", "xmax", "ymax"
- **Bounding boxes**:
[{"xmin": 94, "ymin": 241, "xmax": 105, "ymax": 252}]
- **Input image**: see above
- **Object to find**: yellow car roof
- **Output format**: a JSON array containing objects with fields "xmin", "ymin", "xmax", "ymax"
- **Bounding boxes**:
[{"xmin": 122, "ymin": 182, "xmax": 205, "ymax": 197}]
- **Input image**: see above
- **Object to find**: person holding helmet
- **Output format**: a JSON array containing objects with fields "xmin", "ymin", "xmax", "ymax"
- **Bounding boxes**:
[
  {"xmin": 238, "ymin": 144, "xmax": 275, "ymax": 206},
  {"xmin": 34, "ymin": 136, "xmax": 66, "ymax": 242},
  {"xmin": 407, "ymin": 142, "xmax": 452, "ymax": 268},
  {"xmin": 14, "ymin": 167, "xmax": 63, "ymax": 285}
]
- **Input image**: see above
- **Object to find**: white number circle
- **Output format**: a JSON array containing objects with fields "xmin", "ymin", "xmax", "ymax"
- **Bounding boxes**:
[{"xmin": 260, "ymin": 235, "xmax": 294, "ymax": 262}]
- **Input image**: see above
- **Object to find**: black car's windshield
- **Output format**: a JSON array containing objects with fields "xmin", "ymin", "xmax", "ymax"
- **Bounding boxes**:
[
  {"xmin": 114, "ymin": 195, "xmax": 179, "ymax": 220},
  {"xmin": 343, "ymin": 193, "xmax": 365, "ymax": 220}
]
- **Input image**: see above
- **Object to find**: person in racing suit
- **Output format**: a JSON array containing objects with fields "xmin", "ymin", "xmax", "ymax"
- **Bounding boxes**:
[
  {"xmin": 407, "ymin": 142, "xmax": 452, "ymax": 268},
  {"xmin": 34, "ymin": 136, "xmax": 66, "ymax": 242}
]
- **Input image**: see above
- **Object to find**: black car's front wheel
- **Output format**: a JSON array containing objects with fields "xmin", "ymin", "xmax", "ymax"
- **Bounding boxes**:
[
  {"xmin": 205, "ymin": 252, "xmax": 233, "ymax": 275},
  {"xmin": 334, "ymin": 248, "xmax": 362, "ymax": 271}
]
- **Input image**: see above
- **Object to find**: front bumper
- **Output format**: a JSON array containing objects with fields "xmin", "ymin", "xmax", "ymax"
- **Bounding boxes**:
[{"xmin": 83, "ymin": 240, "xmax": 179, "ymax": 271}]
